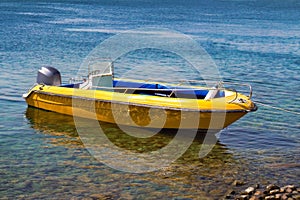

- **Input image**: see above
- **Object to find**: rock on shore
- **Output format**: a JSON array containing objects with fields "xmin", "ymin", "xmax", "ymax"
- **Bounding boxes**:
[{"xmin": 226, "ymin": 184, "xmax": 299, "ymax": 200}]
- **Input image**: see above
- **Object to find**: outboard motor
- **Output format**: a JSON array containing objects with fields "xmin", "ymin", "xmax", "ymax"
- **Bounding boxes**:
[{"xmin": 37, "ymin": 66, "xmax": 61, "ymax": 86}]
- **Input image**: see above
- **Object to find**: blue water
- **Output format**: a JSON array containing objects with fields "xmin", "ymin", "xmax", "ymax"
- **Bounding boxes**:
[{"xmin": 1, "ymin": 0, "xmax": 299, "ymax": 199}]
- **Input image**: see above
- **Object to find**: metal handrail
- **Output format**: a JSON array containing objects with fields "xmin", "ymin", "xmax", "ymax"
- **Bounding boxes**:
[
  {"xmin": 69, "ymin": 77, "xmax": 85, "ymax": 84},
  {"xmin": 91, "ymin": 85, "xmax": 224, "ymax": 94},
  {"xmin": 88, "ymin": 78, "xmax": 253, "ymax": 101},
  {"xmin": 176, "ymin": 79, "xmax": 253, "ymax": 99},
  {"xmin": 226, "ymin": 88, "xmax": 238, "ymax": 103},
  {"xmin": 223, "ymin": 81, "xmax": 253, "ymax": 99}
]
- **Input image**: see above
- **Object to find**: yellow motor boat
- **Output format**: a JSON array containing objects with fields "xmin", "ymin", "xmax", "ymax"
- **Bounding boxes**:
[{"xmin": 23, "ymin": 63, "xmax": 257, "ymax": 130}]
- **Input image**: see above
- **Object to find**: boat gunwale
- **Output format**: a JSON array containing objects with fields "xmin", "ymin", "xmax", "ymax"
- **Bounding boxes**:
[{"xmin": 27, "ymin": 88, "xmax": 257, "ymax": 113}]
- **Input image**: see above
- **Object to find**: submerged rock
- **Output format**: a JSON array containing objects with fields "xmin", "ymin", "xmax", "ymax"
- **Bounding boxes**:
[{"xmin": 233, "ymin": 180, "xmax": 246, "ymax": 186}]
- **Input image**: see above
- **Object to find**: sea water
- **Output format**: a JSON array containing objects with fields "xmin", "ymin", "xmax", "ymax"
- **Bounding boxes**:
[{"xmin": 0, "ymin": 0, "xmax": 299, "ymax": 199}]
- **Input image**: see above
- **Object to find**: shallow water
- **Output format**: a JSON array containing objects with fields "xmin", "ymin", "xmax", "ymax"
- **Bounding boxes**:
[{"xmin": 1, "ymin": 0, "xmax": 299, "ymax": 199}]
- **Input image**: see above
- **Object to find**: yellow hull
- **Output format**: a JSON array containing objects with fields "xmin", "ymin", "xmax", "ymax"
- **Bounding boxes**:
[{"xmin": 24, "ymin": 84, "xmax": 257, "ymax": 130}]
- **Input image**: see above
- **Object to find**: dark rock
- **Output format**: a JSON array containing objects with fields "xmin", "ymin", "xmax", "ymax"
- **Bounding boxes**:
[
  {"xmin": 226, "ymin": 190, "xmax": 235, "ymax": 198},
  {"xmin": 263, "ymin": 190, "xmax": 269, "ymax": 195},
  {"xmin": 286, "ymin": 193, "xmax": 293, "ymax": 198},
  {"xmin": 225, "ymin": 190, "xmax": 235, "ymax": 199},
  {"xmin": 230, "ymin": 190, "xmax": 236, "ymax": 195},
  {"xmin": 258, "ymin": 195, "xmax": 265, "ymax": 200},
  {"xmin": 255, "ymin": 184, "xmax": 260, "ymax": 189}
]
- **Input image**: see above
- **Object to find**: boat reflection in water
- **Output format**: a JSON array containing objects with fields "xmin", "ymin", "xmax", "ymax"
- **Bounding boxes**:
[
  {"xmin": 26, "ymin": 107, "xmax": 82, "ymax": 147},
  {"xmin": 25, "ymin": 106, "xmax": 242, "ymax": 198},
  {"xmin": 25, "ymin": 106, "xmax": 234, "ymax": 166}
]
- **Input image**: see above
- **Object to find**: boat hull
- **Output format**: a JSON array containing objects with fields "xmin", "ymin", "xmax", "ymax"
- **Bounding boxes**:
[{"xmin": 24, "ymin": 85, "xmax": 256, "ymax": 130}]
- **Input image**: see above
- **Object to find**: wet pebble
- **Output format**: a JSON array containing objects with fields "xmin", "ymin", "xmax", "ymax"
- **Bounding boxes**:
[
  {"xmin": 275, "ymin": 193, "xmax": 282, "ymax": 199},
  {"xmin": 244, "ymin": 187, "xmax": 255, "ymax": 195},
  {"xmin": 229, "ymin": 184, "xmax": 299, "ymax": 200},
  {"xmin": 239, "ymin": 194, "xmax": 249, "ymax": 200},
  {"xmin": 254, "ymin": 190, "xmax": 263, "ymax": 196},
  {"xmin": 269, "ymin": 189, "xmax": 280, "ymax": 195},
  {"xmin": 264, "ymin": 195, "xmax": 275, "ymax": 200},
  {"xmin": 266, "ymin": 184, "xmax": 280, "ymax": 192}
]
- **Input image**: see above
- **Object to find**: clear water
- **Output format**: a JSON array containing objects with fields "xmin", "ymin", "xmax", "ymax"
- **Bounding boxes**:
[{"xmin": 1, "ymin": 0, "xmax": 299, "ymax": 199}]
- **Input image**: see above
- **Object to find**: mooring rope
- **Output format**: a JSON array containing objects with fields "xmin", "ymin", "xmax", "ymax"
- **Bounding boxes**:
[{"xmin": 255, "ymin": 101, "xmax": 300, "ymax": 115}]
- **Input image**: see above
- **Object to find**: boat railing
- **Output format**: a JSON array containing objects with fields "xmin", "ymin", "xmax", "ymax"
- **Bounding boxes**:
[
  {"xmin": 90, "ymin": 79, "xmax": 253, "ymax": 102},
  {"xmin": 117, "ymin": 78, "xmax": 252, "ymax": 99},
  {"xmin": 223, "ymin": 81, "xmax": 252, "ymax": 99},
  {"xmin": 91, "ymin": 85, "xmax": 226, "ymax": 99},
  {"xmin": 69, "ymin": 77, "xmax": 86, "ymax": 84},
  {"xmin": 92, "ymin": 86, "xmax": 212, "ymax": 92},
  {"xmin": 176, "ymin": 79, "xmax": 253, "ymax": 99},
  {"xmin": 88, "ymin": 70, "xmax": 112, "ymax": 77}
]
